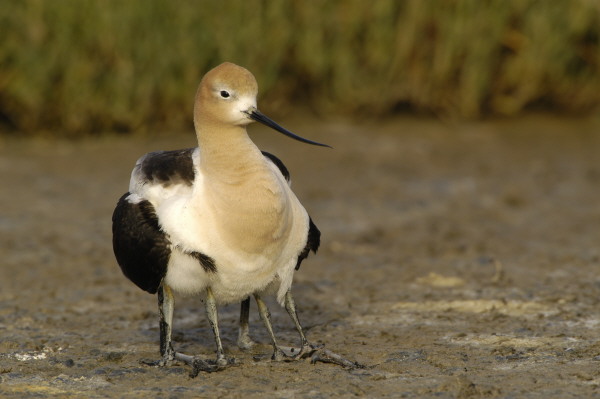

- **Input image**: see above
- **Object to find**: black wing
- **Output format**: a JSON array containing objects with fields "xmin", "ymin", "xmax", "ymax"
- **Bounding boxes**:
[
  {"xmin": 136, "ymin": 149, "xmax": 284, "ymax": 186},
  {"xmin": 262, "ymin": 151, "xmax": 290, "ymax": 182},
  {"xmin": 112, "ymin": 193, "xmax": 170, "ymax": 294},
  {"xmin": 295, "ymin": 217, "xmax": 320, "ymax": 270},
  {"xmin": 138, "ymin": 148, "xmax": 196, "ymax": 187}
]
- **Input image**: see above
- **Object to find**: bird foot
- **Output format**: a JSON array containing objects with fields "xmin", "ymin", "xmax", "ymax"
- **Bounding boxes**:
[
  {"xmin": 257, "ymin": 343, "xmax": 364, "ymax": 369},
  {"xmin": 176, "ymin": 352, "xmax": 237, "ymax": 377},
  {"xmin": 237, "ymin": 335, "xmax": 258, "ymax": 351},
  {"xmin": 139, "ymin": 347, "xmax": 176, "ymax": 368},
  {"xmin": 277, "ymin": 343, "xmax": 312, "ymax": 359},
  {"xmin": 305, "ymin": 345, "xmax": 365, "ymax": 369},
  {"xmin": 187, "ymin": 355, "xmax": 237, "ymax": 378},
  {"xmin": 140, "ymin": 351, "xmax": 237, "ymax": 377}
]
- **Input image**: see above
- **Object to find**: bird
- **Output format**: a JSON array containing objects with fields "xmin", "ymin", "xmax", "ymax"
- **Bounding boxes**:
[{"xmin": 111, "ymin": 62, "xmax": 359, "ymax": 375}]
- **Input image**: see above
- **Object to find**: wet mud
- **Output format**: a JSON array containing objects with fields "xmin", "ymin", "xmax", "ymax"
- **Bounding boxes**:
[{"xmin": 1, "ymin": 116, "xmax": 600, "ymax": 398}]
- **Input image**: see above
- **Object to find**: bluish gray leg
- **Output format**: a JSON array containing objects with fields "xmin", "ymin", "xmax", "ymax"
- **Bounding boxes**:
[
  {"xmin": 159, "ymin": 284, "xmax": 175, "ymax": 362},
  {"xmin": 254, "ymin": 294, "xmax": 286, "ymax": 361},
  {"xmin": 141, "ymin": 284, "xmax": 175, "ymax": 367},
  {"xmin": 205, "ymin": 287, "xmax": 228, "ymax": 367},
  {"xmin": 283, "ymin": 290, "xmax": 311, "ymax": 356},
  {"xmin": 140, "ymin": 284, "xmax": 227, "ymax": 376},
  {"xmin": 237, "ymin": 297, "xmax": 256, "ymax": 350},
  {"xmin": 281, "ymin": 289, "xmax": 365, "ymax": 369}
]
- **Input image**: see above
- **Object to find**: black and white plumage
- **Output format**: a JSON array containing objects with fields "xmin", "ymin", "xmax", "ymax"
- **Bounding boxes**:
[
  {"xmin": 111, "ymin": 63, "xmax": 359, "ymax": 375},
  {"xmin": 112, "ymin": 148, "xmax": 318, "ymax": 294}
]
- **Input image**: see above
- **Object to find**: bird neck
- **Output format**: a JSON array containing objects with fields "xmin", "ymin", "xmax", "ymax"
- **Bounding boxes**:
[
  {"xmin": 196, "ymin": 123, "xmax": 264, "ymax": 183},
  {"xmin": 194, "ymin": 123, "xmax": 291, "ymax": 254}
]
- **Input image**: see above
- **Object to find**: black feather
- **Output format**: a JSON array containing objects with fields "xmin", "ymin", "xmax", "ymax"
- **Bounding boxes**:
[
  {"xmin": 295, "ymin": 217, "xmax": 321, "ymax": 270},
  {"xmin": 112, "ymin": 193, "xmax": 170, "ymax": 294},
  {"xmin": 137, "ymin": 148, "xmax": 288, "ymax": 186},
  {"xmin": 182, "ymin": 248, "xmax": 217, "ymax": 273},
  {"xmin": 261, "ymin": 151, "xmax": 290, "ymax": 182},
  {"xmin": 140, "ymin": 148, "xmax": 195, "ymax": 187}
]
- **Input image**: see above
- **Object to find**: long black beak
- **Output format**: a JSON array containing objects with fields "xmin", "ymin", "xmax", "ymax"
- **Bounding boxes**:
[{"xmin": 248, "ymin": 110, "xmax": 332, "ymax": 148}]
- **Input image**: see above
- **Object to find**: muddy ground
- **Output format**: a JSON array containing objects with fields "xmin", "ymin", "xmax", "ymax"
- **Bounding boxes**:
[{"xmin": 1, "ymin": 115, "xmax": 600, "ymax": 398}]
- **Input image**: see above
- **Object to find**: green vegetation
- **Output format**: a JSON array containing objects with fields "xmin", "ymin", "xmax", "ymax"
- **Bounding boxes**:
[{"xmin": 1, "ymin": 0, "xmax": 599, "ymax": 135}]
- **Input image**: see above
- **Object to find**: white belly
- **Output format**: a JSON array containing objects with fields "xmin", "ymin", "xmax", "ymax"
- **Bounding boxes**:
[{"xmin": 164, "ymin": 245, "xmax": 296, "ymax": 304}]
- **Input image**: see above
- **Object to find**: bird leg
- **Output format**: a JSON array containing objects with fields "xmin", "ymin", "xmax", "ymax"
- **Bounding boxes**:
[
  {"xmin": 178, "ymin": 287, "xmax": 236, "ymax": 377},
  {"xmin": 169, "ymin": 287, "xmax": 236, "ymax": 377},
  {"xmin": 279, "ymin": 290, "xmax": 365, "ymax": 369},
  {"xmin": 237, "ymin": 297, "xmax": 256, "ymax": 350},
  {"xmin": 282, "ymin": 290, "xmax": 311, "ymax": 356},
  {"xmin": 254, "ymin": 294, "xmax": 287, "ymax": 361},
  {"xmin": 140, "ymin": 284, "xmax": 176, "ymax": 367},
  {"xmin": 159, "ymin": 284, "xmax": 175, "ymax": 363},
  {"xmin": 140, "ymin": 284, "xmax": 230, "ymax": 376},
  {"xmin": 204, "ymin": 286, "xmax": 232, "ymax": 368},
  {"xmin": 252, "ymin": 291, "xmax": 362, "ymax": 368}
]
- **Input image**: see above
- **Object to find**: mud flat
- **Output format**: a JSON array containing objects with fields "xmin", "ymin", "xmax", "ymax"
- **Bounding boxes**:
[{"xmin": 1, "ymin": 115, "xmax": 599, "ymax": 398}]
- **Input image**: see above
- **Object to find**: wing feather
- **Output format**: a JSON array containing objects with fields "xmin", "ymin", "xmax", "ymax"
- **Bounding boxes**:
[{"xmin": 112, "ymin": 193, "xmax": 170, "ymax": 294}]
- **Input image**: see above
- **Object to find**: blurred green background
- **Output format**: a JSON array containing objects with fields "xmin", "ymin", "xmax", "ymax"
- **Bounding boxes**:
[{"xmin": 1, "ymin": 0, "xmax": 599, "ymax": 136}]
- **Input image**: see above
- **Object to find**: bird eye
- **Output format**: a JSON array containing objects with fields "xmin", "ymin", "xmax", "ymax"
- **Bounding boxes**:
[{"xmin": 220, "ymin": 90, "xmax": 230, "ymax": 99}]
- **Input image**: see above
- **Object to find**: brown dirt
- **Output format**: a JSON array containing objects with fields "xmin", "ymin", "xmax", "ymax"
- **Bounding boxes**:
[{"xmin": 1, "ymin": 115, "xmax": 600, "ymax": 398}]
